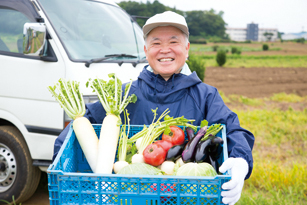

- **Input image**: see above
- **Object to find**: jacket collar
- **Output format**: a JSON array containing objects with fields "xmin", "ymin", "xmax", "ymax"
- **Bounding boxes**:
[{"xmin": 137, "ymin": 66, "xmax": 202, "ymax": 103}]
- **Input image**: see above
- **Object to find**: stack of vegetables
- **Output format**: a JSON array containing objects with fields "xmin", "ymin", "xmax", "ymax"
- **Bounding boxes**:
[
  {"xmin": 116, "ymin": 110, "xmax": 224, "ymax": 177},
  {"xmin": 49, "ymin": 74, "xmax": 224, "ymax": 178}
]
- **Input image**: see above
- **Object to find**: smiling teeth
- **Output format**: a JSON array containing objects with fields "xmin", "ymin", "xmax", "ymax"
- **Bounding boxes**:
[{"xmin": 159, "ymin": 58, "xmax": 173, "ymax": 62}]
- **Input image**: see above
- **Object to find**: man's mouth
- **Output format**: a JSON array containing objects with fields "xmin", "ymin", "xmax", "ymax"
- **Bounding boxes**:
[{"xmin": 158, "ymin": 58, "xmax": 174, "ymax": 62}]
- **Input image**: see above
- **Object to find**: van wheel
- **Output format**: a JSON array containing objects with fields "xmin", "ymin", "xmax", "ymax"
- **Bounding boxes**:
[{"xmin": 0, "ymin": 126, "xmax": 41, "ymax": 204}]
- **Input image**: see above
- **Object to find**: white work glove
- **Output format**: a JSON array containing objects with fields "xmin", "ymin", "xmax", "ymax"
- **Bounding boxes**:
[{"xmin": 219, "ymin": 157, "xmax": 249, "ymax": 205}]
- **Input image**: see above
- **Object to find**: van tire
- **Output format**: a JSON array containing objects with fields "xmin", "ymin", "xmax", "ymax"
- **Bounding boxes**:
[{"xmin": 0, "ymin": 126, "xmax": 41, "ymax": 204}]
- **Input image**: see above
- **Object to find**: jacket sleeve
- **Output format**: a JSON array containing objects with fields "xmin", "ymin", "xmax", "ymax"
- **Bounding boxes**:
[
  {"xmin": 52, "ymin": 102, "xmax": 104, "ymax": 161},
  {"xmin": 204, "ymin": 88, "xmax": 254, "ymax": 179}
]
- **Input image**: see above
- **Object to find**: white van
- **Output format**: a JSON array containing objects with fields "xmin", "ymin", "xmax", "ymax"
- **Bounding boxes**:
[{"xmin": 0, "ymin": 0, "xmax": 146, "ymax": 203}]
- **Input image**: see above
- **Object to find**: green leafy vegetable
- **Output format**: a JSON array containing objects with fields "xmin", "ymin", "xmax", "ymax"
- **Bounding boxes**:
[
  {"xmin": 87, "ymin": 73, "xmax": 137, "ymax": 117},
  {"xmin": 175, "ymin": 162, "xmax": 217, "ymax": 177},
  {"xmin": 118, "ymin": 163, "xmax": 164, "ymax": 175},
  {"xmin": 48, "ymin": 78, "xmax": 85, "ymax": 119},
  {"xmin": 117, "ymin": 110, "xmax": 130, "ymax": 162},
  {"xmin": 200, "ymin": 119, "xmax": 209, "ymax": 128},
  {"xmin": 125, "ymin": 142, "xmax": 138, "ymax": 164},
  {"xmin": 128, "ymin": 108, "xmax": 197, "ymax": 154},
  {"xmin": 200, "ymin": 124, "xmax": 223, "ymax": 142}
]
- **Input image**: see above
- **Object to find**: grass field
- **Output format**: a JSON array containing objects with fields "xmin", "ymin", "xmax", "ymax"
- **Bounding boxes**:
[
  {"xmin": 190, "ymin": 41, "xmax": 307, "ymax": 68},
  {"xmin": 190, "ymin": 44, "xmax": 282, "ymax": 52},
  {"xmin": 195, "ymin": 54, "xmax": 307, "ymax": 68},
  {"xmin": 221, "ymin": 92, "xmax": 307, "ymax": 205}
]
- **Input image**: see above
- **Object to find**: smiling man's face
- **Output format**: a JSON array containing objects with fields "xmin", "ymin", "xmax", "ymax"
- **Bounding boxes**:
[{"xmin": 144, "ymin": 26, "xmax": 190, "ymax": 81}]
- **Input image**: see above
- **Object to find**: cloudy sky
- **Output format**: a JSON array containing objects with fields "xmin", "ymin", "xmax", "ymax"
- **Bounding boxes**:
[{"xmin": 115, "ymin": 0, "xmax": 307, "ymax": 34}]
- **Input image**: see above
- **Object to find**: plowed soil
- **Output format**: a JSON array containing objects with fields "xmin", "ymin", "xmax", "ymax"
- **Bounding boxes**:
[{"xmin": 205, "ymin": 67, "xmax": 307, "ymax": 98}]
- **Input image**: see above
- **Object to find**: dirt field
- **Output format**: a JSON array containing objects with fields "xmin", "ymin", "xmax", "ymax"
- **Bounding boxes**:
[{"xmin": 205, "ymin": 67, "xmax": 307, "ymax": 98}]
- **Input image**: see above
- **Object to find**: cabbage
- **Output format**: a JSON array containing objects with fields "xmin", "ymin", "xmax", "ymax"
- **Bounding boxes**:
[
  {"xmin": 175, "ymin": 162, "xmax": 217, "ymax": 177},
  {"xmin": 117, "ymin": 163, "xmax": 164, "ymax": 175}
]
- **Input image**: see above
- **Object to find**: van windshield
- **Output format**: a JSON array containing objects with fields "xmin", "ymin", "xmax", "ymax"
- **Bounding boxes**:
[{"xmin": 38, "ymin": 0, "xmax": 146, "ymax": 62}]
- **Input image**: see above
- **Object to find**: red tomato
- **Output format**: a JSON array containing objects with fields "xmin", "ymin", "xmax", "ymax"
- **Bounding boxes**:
[
  {"xmin": 153, "ymin": 140, "xmax": 173, "ymax": 152},
  {"xmin": 143, "ymin": 143, "xmax": 166, "ymax": 166},
  {"xmin": 162, "ymin": 126, "xmax": 185, "ymax": 145}
]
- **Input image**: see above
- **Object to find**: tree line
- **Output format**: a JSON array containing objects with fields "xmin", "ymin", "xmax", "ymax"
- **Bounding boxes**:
[{"xmin": 118, "ymin": 0, "xmax": 228, "ymax": 43}]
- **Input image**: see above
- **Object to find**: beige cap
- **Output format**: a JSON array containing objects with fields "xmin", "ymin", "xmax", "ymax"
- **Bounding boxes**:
[{"xmin": 142, "ymin": 11, "xmax": 189, "ymax": 38}]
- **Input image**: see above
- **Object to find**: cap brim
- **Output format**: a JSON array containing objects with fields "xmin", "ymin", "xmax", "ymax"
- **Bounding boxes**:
[{"xmin": 143, "ymin": 22, "xmax": 189, "ymax": 38}]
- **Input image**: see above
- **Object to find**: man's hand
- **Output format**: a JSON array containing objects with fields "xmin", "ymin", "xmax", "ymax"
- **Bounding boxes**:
[{"xmin": 219, "ymin": 157, "xmax": 249, "ymax": 205}]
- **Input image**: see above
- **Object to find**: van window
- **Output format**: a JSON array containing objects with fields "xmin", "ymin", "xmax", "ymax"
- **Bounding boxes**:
[
  {"xmin": 39, "ymin": 0, "xmax": 146, "ymax": 62},
  {"xmin": 0, "ymin": 8, "xmax": 32, "ymax": 53}
]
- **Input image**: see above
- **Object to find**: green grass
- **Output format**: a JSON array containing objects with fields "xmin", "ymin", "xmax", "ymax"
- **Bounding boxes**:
[
  {"xmin": 222, "ymin": 93, "xmax": 307, "ymax": 204},
  {"xmin": 0, "ymin": 195, "xmax": 21, "ymax": 205},
  {"xmin": 189, "ymin": 43, "xmax": 307, "ymax": 67},
  {"xmin": 229, "ymin": 94, "xmax": 264, "ymax": 106},
  {"xmin": 219, "ymin": 91, "xmax": 305, "ymax": 107},
  {"xmin": 193, "ymin": 54, "xmax": 307, "ymax": 68},
  {"xmin": 235, "ymin": 107, "xmax": 307, "ymax": 145},
  {"xmin": 190, "ymin": 44, "xmax": 281, "ymax": 52},
  {"xmin": 270, "ymin": 92, "xmax": 307, "ymax": 102}
]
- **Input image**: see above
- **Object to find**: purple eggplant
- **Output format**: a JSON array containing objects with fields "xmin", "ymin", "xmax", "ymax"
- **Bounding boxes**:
[
  {"xmin": 211, "ymin": 137, "xmax": 224, "ymax": 147},
  {"xmin": 206, "ymin": 137, "xmax": 224, "ymax": 173},
  {"xmin": 209, "ymin": 137, "xmax": 224, "ymax": 160},
  {"xmin": 182, "ymin": 126, "xmax": 207, "ymax": 163},
  {"xmin": 194, "ymin": 139, "xmax": 211, "ymax": 163},
  {"xmin": 186, "ymin": 127, "xmax": 195, "ymax": 141},
  {"xmin": 194, "ymin": 136, "xmax": 223, "ymax": 163},
  {"xmin": 208, "ymin": 155, "xmax": 219, "ymax": 173},
  {"xmin": 166, "ymin": 143, "xmax": 186, "ymax": 162}
]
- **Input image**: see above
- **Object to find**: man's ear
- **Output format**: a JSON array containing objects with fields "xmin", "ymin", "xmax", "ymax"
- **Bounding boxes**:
[
  {"xmin": 185, "ymin": 42, "xmax": 190, "ymax": 59},
  {"xmin": 144, "ymin": 45, "xmax": 148, "ymax": 60}
]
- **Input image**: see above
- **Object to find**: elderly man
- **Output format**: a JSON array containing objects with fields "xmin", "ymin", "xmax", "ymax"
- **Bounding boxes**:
[{"xmin": 53, "ymin": 11, "xmax": 254, "ymax": 205}]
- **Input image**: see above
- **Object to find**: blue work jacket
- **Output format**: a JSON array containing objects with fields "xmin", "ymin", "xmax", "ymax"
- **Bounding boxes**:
[{"xmin": 53, "ymin": 67, "xmax": 254, "ymax": 179}]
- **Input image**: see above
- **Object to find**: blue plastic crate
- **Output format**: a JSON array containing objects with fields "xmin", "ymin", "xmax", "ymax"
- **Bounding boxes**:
[{"xmin": 48, "ymin": 124, "xmax": 231, "ymax": 205}]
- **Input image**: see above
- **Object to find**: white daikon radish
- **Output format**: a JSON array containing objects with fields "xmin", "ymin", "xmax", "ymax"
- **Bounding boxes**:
[
  {"xmin": 48, "ymin": 79, "xmax": 98, "ymax": 172},
  {"xmin": 95, "ymin": 114, "xmax": 120, "ymax": 173},
  {"xmin": 88, "ymin": 74, "xmax": 137, "ymax": 174},
  {"xmin": 72, "ymin": 117, "xmax": 98, "ymax": 172}
]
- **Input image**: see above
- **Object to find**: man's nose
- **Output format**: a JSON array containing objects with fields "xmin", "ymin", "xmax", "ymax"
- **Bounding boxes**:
[{"xmin": 160, "ymin": 44, "xmax": 171, "ymax": 53}]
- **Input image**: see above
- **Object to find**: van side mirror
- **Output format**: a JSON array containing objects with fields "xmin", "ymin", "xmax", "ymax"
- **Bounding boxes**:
[{"xmin": 23, "ymin": 23, "xmax": 47, "ymax": 56}]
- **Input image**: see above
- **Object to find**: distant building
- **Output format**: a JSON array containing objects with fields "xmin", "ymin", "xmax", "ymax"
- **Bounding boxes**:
[
  {"xmin": 258, "ymin": 28, "xmax": 278, "ymax": 41},
  {"xmin": 225, "ymin": 28, "xmax": 247, "ymax": 41},
  {"xmin": 226, "ymin": 23, "xmax": 278, "ymax": 42},
  {"xmin": 246, "ymin": 23, "xmax": 259, "ymax": 41},
  {"xmin": 281, "ymin": 32, "xmax": 307, "ymax": 40}
]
